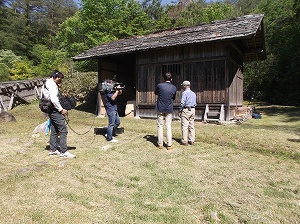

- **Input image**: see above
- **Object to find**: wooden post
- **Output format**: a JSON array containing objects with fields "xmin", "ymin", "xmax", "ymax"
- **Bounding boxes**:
[
  {"xmin": 0, "ymin": 95, "xmax": 7, "ymax": 111},
  {"xmin": 97, "ymin": 58, "xmax": 106, "ymax": 117},
  {"xmin": 8, "ymin": 91, "xmax": 16, "ymax": 110},
  {"xmin": 97, "ymin": 91, "xmax": 106, "ymax": 117},
  {"xmin": 203, "ymin": 104, "xmax": 209, "ymax": 122},
  {"xmin": 34, "ymin": 85, "xmax": 40, "ymax": 98},
  {"xmin": 220, "ymin": 104, "xmax": 225, "ymax": 121}
]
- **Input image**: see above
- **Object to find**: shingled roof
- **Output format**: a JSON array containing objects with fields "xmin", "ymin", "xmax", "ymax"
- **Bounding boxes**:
[{"xmin": 73, "ymin": 14, "xmax": 266, "ymax": 62}]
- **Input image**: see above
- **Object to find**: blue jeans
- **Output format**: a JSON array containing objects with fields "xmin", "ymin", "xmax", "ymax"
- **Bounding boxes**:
[{"xmin": 106, "ymin": 111, "xmax": 120, "ymax": 141}]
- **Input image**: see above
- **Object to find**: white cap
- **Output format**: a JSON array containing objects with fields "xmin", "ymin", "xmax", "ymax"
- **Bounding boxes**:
[{"xmin": 181, "ymin": 80, "xmax": 190, "ymax": 86}]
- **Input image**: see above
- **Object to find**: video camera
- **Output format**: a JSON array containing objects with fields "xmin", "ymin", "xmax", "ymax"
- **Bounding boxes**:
[{"xmin": 99, "ymin": 79, "xmax": 125, "ymax": 92}]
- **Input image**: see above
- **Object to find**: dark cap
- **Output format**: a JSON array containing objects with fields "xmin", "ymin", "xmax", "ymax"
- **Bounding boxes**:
[{"xmin": 50, "ymin": 70, "xmax": 64, "ymax": 79}]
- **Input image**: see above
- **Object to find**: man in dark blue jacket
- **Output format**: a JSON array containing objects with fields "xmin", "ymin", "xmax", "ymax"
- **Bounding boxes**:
[
  {"xmin": 104, "ymin": 80, "xmax": 123, "ymax": 142},
  {"xmin": 155, "ymin": 72, "xmax": 177, "ymax": 150}
]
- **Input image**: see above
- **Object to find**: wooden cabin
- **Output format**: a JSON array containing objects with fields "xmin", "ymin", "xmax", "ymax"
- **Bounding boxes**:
[{"xmin": 73, "ymin": 14, "xmax": 266, "ymax": 121}]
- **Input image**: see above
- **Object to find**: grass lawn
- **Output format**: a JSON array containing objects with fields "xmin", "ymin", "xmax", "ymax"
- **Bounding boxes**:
[{"xmin": 0, "ymin": 101, "xmax": 299, "ymax": 223}]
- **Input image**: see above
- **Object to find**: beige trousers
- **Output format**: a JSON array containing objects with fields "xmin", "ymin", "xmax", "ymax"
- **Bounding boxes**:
[
  {"xmin": 181, "ymin": 108, "xmax": 195, "ymax": 143},
  {"xmin": 157, "ymin": 112, "xmax": 173, "ymax": 147}
]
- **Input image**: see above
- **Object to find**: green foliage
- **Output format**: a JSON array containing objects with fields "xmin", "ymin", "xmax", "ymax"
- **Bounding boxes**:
[
  {"xmin": 8, "ymin": 0, "xmax": 78, "ymax": 48},
  {"xmin": 0, "ymin": 50, "xmax": 22, "ymax": 81},
  {"xmin": 0, "ymin": 0, "xmax": 78, "ymax": 81},
  {"xmin": 244, "ymin": 0, "xmax": 299, "ymax": 105},
  {"xmin": 0, "ymin": 4, "xmax": 30, "ymax": 56},
  {"xmin": 202, "ymin": 2, "xmax": 236, "ymax": 23},
  {"xmin": 0, "ymin": 49, "xmax": 21, "ymax": 67},
  {"xmin": 60, "ymin": 72, "xmax": 98, "ymax": 102},
  {"xmin": 162, "ymin": 1, "xmax": 237, "ymax": 28},
  {"xmin": 141, "ymin": 0, "xmax": 164, "ymax": 21},
  {"xmin": 172, "ymin": 1, "xmax": 206, "ymax": 27},
  {"xmin": 234, "ymin": 0, "xmax": 261, "ymax": 15},
  {"xmin": 56, "ymin": 0, "xmax": 152, "ymax": 72},
  {"xmin": 0, "ymin": 64, "xmax": 10, "ymax": 82},
  {"xmin": 56, "ymin": 13, "xmax": 87, "ymax": 58},
  {"xmin": 1, "ymin": 0, "xmax": 299, "ymax": 105},
  {"xmin": 9, "ymin": 59, "xmax": 34, "ymax": 80},
  {"xmin": 0, "ymin": 50, "xmax": 35, "ymax": 80},
  {"xmin": 30, "ymin": 44, "xmax": 71, "ymax": 77}
]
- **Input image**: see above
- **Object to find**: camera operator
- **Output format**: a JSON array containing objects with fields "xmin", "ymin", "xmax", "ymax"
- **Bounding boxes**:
[{"xmin": 104, "ymin": 80, "xmax": 123, "ymax": 142}]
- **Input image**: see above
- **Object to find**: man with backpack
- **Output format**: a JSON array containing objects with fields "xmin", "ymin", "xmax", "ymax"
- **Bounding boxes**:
[{"xmin": 42, "ymin": 70, "xmax": 75, "ymax": 158}]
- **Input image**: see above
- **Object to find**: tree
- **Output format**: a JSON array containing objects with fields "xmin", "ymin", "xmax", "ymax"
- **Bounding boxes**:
[
  {"xmin": 0, "ymin": 49, "xmax": 35, "ymax": 81},
  {"xmin": 171, "ymin": 0, "xmax": 206, "ymax": 27},
  {"xmin": 141, "ymin": 0, "xmax": 164, "ymax": 21},
  {"xmin": 233, "ymin": 0, "xmax": 262, "ymax": 15},
  {"xmin": 57, "ymin": 0, "xmax": 152, "ymax": 62},
  {"xmin": 0, "ymin": 0, "xmax": 78, "ymax": 81},
  {"xmin": 202, "ymin": 2, "xmax": 236, "ymax": 23},
  {"xmin": 243, "ymin": 0, "xmax": 299, "ymax": 105},
  {"xmin": 1, "ymin": 0, "xmax": 78, "ymax": 55}
]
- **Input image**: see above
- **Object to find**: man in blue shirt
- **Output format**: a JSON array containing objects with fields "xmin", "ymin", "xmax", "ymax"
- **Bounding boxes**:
[
  {"xmin": 178, "ymin": 80, "xmax": 197, "ymax": 146},
  {"xmin": 104, "ymin": 80, "xmax": 123, "ymax": 142},
  {"xmin": 155, "ymin": 72, "xmax": 177, "ymax": 150}
]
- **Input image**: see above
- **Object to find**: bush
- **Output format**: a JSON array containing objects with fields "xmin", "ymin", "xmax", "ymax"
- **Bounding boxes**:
[{"xmin": 60, "ymin": 71, "xmax": 98, "ymax": 103}]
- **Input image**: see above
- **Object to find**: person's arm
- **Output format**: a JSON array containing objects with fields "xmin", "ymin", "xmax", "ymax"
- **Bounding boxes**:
[
  {"xmin": 155, "ymin": 85, "xmax": 159, "ymax": 95},
  {"xmin": 48, "ymin": 81, "xmax": 64, "ymax": 112},
  {"xmin": 179, "ymin": 92, "xmax": 187, "ymax": 115},
  {"xmin": 172, "ymin": 85, "xmax": 176, "ymax": 100},
  {"xmin": 110, "ymin": 84, "xmax": 123, "ymax": 100}
]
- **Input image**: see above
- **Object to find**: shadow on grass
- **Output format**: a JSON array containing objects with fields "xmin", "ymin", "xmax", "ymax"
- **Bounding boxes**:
[
  {"xmin": 173, "ymin": 137, "xmax": 182, "ymax": 144},
  {"xmin": 287, "ymin": 138, "xmax": 300, "ymax": 143},
  {"xmin": 255, "ymin": 104, "xmax": 300, "ymax": 122},
  {"xmin": 143, "ymin": 135, "xmax": 183, "ymax": 147},
  {"xmin": 143, "ymin": 135, "xmax": 157, "ymax": 147},
  {"xmin": 74, "ymin": 100, "xmax": 98, "ymax": 115},
  {"xmin": 44, "ymin": 145, "xmax": 77, "ymax": 151},
  {"xmin": 243, "ymin": 123, "xmax": 300, "ymax": 133},
  {"xmin": 243, "ymin": 103, "xmax": 300, "ymax": 137},
  {"xmin": 73, "ymin": 98, "xmax": 128, "ymax": 117}
]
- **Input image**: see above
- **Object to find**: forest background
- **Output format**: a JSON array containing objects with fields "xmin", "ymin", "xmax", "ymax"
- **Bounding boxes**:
[{"xmin": 0, "ymin": 0, "xmax": 299, "ymax": 105}]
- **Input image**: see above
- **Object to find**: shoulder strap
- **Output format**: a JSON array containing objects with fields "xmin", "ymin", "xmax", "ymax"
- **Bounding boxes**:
[{"xmin": 41, "ymin": 84, "xmax": 48, "ymax": 99}]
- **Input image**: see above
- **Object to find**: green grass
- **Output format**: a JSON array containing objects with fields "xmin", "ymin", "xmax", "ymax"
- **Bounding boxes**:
[{"xmin": 0, "ymin": 101, "xmax": 300, "ymax": 223}]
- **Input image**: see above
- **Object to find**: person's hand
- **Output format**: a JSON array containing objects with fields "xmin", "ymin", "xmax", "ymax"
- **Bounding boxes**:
[
  {"xmin": 60, "ymin": 109, "xmax": 68, "ymax": 115},
  {"xmin": 115, "ymin": 85, "xmax": 123, "ymax": 95}
]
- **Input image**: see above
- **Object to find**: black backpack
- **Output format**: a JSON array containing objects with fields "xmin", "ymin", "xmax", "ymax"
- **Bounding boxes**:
[
  {"xmin": 60, "ymin": 95, "xmax": 77, "ymax": 110},
  {"xmin": 39, "ymin": 85, "xmax": 53, "ymax": 113}
]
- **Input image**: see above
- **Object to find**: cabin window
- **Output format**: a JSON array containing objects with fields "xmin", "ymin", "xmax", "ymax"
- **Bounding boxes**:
[{"xmin": 162, "ymin": 64, "xmax": 181, "ymax": 76}]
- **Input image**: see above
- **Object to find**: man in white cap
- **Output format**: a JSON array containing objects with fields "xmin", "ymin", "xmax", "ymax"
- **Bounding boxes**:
[{"xmin": 178, "ymin": 80, "xmax": 196, "ymax": 146}]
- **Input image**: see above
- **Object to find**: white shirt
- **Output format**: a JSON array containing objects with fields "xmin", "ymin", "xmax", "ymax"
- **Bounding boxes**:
[{"xmin": 42, "ymin": 78, "xmax": 63, "ymax": 112}]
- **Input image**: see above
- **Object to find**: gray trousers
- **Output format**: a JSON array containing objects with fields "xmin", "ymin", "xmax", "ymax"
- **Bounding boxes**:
[
  {"xmin": 181, "ymin": 108, "xmax": 195, "ymax": 143},
  {"xmin": 157, "ymin": 112, "xmax": 173, "ymax": 147},
  {"xmin": 49, "ymin": 110, "xmax": 68, "ymax": 153}
]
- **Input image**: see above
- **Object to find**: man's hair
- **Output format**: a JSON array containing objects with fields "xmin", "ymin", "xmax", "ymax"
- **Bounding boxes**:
[
  {"xmin": 50, "ymin": 70, "xmax": 64, "ymax": 79},
  {"xmin": 163, "ymin": 72, "xmax": 172, "ymax": 81}
]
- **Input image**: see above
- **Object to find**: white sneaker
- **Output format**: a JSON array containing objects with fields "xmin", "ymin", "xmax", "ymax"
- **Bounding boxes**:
[
  {"xmin": 49, "ymin": 150, "xmax": 60, "ymax": 155},
  {"xmin": 108, "ymin": 138, "xmax": 118, "ymax": 143},
  {"xmin": 60, "ymin": 151, "xmax": 76, "ymax": 158}
]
